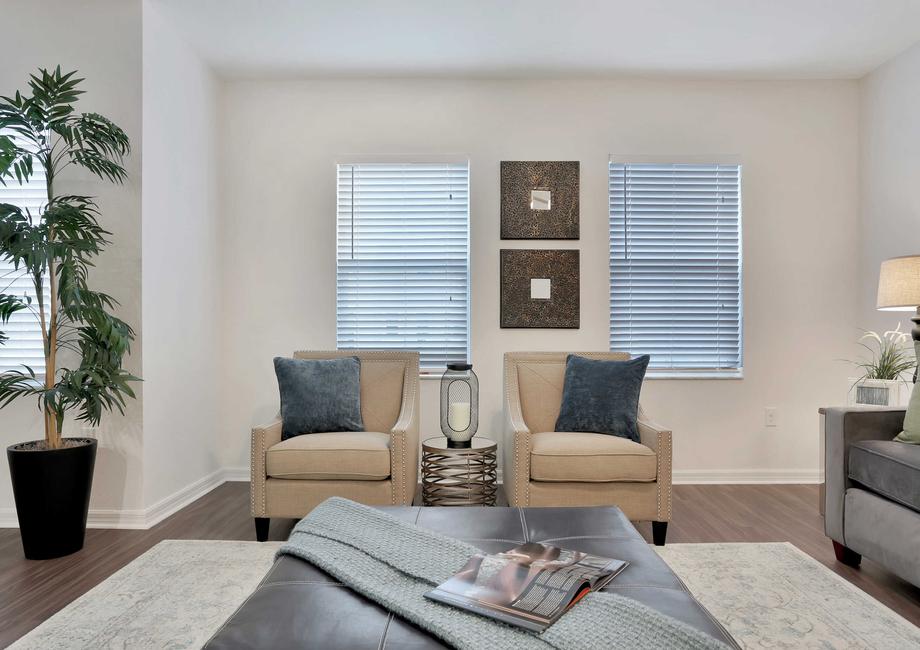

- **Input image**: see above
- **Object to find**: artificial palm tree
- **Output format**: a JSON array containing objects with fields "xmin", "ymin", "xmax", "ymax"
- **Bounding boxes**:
[
  {"xmin": 0, "ymin": 66, "xmax": 138, "ymax": 558},
  {"xmin": 0, "ymin": 66, "xmax": 137, "ymax": 447}
]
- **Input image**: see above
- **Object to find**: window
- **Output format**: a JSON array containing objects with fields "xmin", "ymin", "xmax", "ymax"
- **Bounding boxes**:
[
  {"xmin": 609, "ymin": 160, "xmax": 742, "ymax": 375},
  {"xmin": 336, "ymin": 161, "xmax": 470, "ymax": 371},
  {"xmin": 0, "ymin": 132, "xmax": 47, "ymax": 376}
]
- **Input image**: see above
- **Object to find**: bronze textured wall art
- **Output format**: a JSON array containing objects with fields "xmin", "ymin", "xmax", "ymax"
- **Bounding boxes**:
[
  {"xmin": 500, "ymin": 161, "xmax": 580, "ymax": 239},
  {"xmin": 500, "ymin": 249, "xmax": 580, "ymax": 328}
]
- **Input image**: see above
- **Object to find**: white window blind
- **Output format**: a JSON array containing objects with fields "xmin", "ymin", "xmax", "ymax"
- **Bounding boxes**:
[
  {"xmin": 0, "ymin": 132, "xmax": 47, "ymax": 376},
  {"xmin": 609, "ymin": 161, "xmax": 742, "ymax": 372},
  {"xmin": 336, "ymin": 162, "xmax": 470, "ymax": 370}
]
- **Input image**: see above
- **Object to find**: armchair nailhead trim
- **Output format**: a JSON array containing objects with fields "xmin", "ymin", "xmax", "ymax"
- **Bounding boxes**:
[
  {"xmin": 386, "ymin": 355, "xmax": 418, "ymax": 505},
  {"xmin": 250, "ymin": 430, "xmax": 256, "ymax": 515},
  {"xmin": 657, "ymin": 432, "xmax": 662, "ymax": 520},
  {"xmin": 656, "ymin": 430, "xmax": 673, "ymax": 521},
  {"xmin": 503, "ymin": 356, "xmax": 531, "ymax": 506},
  {"xmin": 249, "ymin": 422, "xmax": 268, "ymax": 517}
]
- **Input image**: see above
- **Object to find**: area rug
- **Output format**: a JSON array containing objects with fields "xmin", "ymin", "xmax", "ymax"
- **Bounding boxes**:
[
  {"xmin": 9, "ymin": 540, "xmax": 282, "ymax": 650},
  {"xmin": 10, "ymin": 540, "xmax": 920, "ymax": 648},
  {"xmin": 656, "ymin": 542, "xmax": 920, "ymax": 649}
]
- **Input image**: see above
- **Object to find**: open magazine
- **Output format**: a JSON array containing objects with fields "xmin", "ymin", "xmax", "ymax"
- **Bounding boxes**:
[{"xmin": 424, "ymin": 542, "xmax": 628, "ymax": 633}]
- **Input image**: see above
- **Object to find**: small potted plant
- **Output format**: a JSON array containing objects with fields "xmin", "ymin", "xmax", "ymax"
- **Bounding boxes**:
[
  {"xmin": 846, "ymin": 324, "xmax": 915, "ymax": 407},
  {"xmin": 0, "ymin": 67, "xmax": 138, "ymax": 559}
]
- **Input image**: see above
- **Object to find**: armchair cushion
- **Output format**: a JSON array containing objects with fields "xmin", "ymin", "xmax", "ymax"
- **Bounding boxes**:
[
  {"xmin": 274, "ymin": 356, "xmax": 364, "ymax": 439},
  {"xmin": 266, "ymin": 431, "xmax": 390, "ymax": 481},
  {"xmin": 530, "ymin": 431, "xmax": 657, "ymax": 482},
  {"xmin": 849, "ymin": 439, "xmax": 920, "ymax": 514},
  {"xmin": 554, "ymin": 354, "xmax": 650, "ymax": 442}
]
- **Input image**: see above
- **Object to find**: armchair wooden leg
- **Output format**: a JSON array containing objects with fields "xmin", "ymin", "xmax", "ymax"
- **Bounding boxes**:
[
  {"xmin": 832, "ymin": 541, "xmax": 861, "ymax": 567},
  {"xmin": 652, "ymin": 521, "xmax": 668, "ymax": 546},
  {"xmin": 254, "ymin": 517, "xmax": 270, "ymax": 542}
]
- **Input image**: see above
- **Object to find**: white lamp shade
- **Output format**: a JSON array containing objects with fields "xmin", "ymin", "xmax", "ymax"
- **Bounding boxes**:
[{"xmin": 877, "ymin": 255, "xmax": 920, "ymax": 311}]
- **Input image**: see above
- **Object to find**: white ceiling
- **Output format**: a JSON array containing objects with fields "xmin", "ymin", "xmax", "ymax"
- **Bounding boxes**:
[{"xmin": 155, "ymin": 0, "xmax": 920, "ymax": 79}]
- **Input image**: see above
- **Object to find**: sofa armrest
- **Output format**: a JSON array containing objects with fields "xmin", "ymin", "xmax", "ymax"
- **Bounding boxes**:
[
  {"xmin": 503, "ymin": 359, "xmax": 533, "ymax": 506},
  {"xmin": 390, "ymin": 362, "xmax": 419, "ymax": 506},
  {"xmin": 250, "ymin": 419, "xmax": 283, "ymax": 517},
  {"xmin": 389, "ymin": 372, "xmax": 419, "ymax": 506},
  {"xmin": 639, "ymin": 418, "xmax": 673, "ymax": 522},
  {"xmin": 824, "ymin": 407, "xmax": 906, "ymax": 542}
]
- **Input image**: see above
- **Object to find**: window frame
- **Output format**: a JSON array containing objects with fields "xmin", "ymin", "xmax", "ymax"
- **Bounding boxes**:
[
  {"xmin": 334, "ymin": 155, "xmax": 471, "ymax": 376},
  {"xmin": 608, "ymin": 154, "xmax": 744, "ymax": 379}
]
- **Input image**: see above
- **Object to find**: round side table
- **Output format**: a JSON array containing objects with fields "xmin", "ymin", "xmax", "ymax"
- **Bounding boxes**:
[{"xmin": 421, "ymin": 437, "xmax": 498, "ymax": 506}]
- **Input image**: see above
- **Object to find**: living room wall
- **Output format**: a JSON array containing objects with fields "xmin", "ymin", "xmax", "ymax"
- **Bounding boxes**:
[
  {"xmin": 141, "ymin": 0, "xmax": 223, "ymax": 510},
  {"xmin": 1, "ymin": 0, "xmax": 224, "ymax": 528},
  {"xmin": 860, "ymin": 41, "xmax": 920, "ymax": 332},
  {"xmin": 217, "ymin": 77, "xmax": 860, "ymax": 481},
  {"xmin": 0, "ymin": 0, "xmax": 145, "ymax": 521}
]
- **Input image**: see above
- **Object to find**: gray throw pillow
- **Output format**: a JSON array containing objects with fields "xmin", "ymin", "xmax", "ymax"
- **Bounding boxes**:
[
  {"xmin": 274, "ymin": 356, "xmax": 365, "ymax": 440},
  {"xmin": 554, "ymin": 354, "xmax": 650, "ymax": 443}
]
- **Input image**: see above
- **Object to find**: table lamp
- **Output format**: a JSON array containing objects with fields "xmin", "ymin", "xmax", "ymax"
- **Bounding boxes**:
[
  {"xmin": 877, "ymin": 254, "xmax": 920, "ymax": 382},
  {"xmin": 439, "ymin": 363, "xmax": 478, "ymax": 448}
]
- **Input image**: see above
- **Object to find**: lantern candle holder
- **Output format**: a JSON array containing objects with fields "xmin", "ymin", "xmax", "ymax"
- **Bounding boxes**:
[{"xmin": 440, "ymin": 363, "xmax": 479, "ymax": 448}]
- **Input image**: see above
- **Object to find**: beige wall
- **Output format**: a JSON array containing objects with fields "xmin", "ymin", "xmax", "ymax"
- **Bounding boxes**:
[
  {"xmin": 860, "ymin": 42, "xmax": 920, "ymax": 334},
  {"xmin": 218, "ymin": 78, "xmax": 861, "ymax": 480},
  {"xmin": 0, "ymin": 0, "xmax": 144, "ymax": 517},
  {"xmin": 141, "ymin": 0, "xmax": 222, "ymax": 507},
  {"xmin": 1, "ymin": 0, "xmax": 226, "ymax": 525},
  {"xmin": 1, "ymin": 3, "xmax": 900, "ymax": 527}
]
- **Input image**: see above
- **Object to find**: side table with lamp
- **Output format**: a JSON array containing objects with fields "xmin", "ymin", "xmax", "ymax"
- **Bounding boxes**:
[
  {"xmin": 820, "ymin": 254, "xmax": 920, "ymax": 587},
  {"xmin": 421, "ymin": 364, "xmax": 498, "ymax": 506},
  {"xmin": 818, "ymin": 254, "xmax": 920, "ymax": 514}
]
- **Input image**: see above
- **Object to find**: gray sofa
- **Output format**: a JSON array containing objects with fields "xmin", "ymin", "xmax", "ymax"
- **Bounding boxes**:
[{"xmin": 825, "ymin": 406, "xmax": 920, "ymax": 586}]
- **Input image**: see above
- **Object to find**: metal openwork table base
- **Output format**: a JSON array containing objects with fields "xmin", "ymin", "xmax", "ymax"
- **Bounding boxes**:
[{"xmin": 421, "ymin": 437, "xmax": 498, "ymax": 506}]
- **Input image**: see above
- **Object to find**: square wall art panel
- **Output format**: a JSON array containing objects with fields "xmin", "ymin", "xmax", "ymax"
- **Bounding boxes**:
[
  {"xmin": 500, "ymin": 249, "xmax": 580, "ymax": 328},
  {"xmin": 500, "ymin": 161, "xmax": 580, "ymax": 239}
]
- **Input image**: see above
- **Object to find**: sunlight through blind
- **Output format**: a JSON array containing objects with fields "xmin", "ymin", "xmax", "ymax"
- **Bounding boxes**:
[
  {"xmin": 336, "ymin": 162, "xmax": 470, "ymax": 370},
  {"xmin": 609, "ymin": 161, "xmax": 742, "ymax": 372},
  {"xmin": 0, "ymin": 132, "xmax": 47, "ymax": 376}
]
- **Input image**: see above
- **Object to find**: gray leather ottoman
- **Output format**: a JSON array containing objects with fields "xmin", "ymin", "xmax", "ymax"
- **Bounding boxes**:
[{"xmin": 206, "ymin": 506, "xmax": 737, "ymax": 649}]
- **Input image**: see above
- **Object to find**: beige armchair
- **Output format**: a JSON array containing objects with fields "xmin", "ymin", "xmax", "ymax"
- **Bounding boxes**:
[
  {"xmin": 503, "ymin": 352, "xmax": 673, "ymax": 544},
  {"xmin": 251, "ymin": 350, "xmax": 419, "ymax": 540}
]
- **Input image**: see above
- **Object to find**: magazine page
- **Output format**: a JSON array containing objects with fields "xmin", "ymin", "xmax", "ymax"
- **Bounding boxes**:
[{"xmin": 425, "ymin": 542, "xmax": 627, "ymax": 633}]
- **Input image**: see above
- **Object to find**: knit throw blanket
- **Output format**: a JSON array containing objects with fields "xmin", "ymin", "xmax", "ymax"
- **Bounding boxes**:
[{"xmin": 278, "ymin": 498, "xmax": 730, "ymax": 650}]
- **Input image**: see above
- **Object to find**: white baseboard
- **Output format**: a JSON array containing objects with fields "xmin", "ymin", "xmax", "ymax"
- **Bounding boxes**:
[
  {"xmin": 673, "ymin": 468, "xmax": 823, "ymax": 484},
  {"xmin": 222, "ymin": 466, "xmax": 250, "ymax": 482},
  {"xmin": 137, "ymin": 467, "xmax": 235, "ymax": 529},
  {"xmin": 0, "ymin": 465, "xmax": 824, "ymax": 529},
  {"xmin": 0, "ymin": 466, "xmax": 241, "ymax": 530}
]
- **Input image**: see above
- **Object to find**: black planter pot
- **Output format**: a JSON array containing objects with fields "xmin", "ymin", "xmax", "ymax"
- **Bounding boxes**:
[{"xmin": 7, "ymin": 438, "xmax": 97, "ymax": 560}]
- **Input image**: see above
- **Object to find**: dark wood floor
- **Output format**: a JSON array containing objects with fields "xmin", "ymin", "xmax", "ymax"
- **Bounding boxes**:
[{"xmin": 2, "ymin": 482, "xmax": 919, "ymax": 646}]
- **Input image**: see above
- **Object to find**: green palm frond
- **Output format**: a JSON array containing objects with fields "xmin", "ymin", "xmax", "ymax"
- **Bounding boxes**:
[{"xmin": 0, "ymin": 67, "xmax": 138, "ymax": 445}]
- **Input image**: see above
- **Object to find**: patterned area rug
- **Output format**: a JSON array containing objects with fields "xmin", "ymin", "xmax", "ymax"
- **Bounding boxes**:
[
  {"xmin": 10, "ymin": 540, "xmax": 282, "ymax": 650},
  {"xmin": 656, "ymin": 542, "xmax": 920, "ymax": 649},
  {"xmin": 10, "ymin": 540, "xmax": 919, "ymax": 648}
]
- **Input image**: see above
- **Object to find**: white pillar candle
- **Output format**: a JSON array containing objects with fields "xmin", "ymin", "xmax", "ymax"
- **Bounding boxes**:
[{"xmin": 448, "ymin": 402, "xmax": 471, "ymax": 431}]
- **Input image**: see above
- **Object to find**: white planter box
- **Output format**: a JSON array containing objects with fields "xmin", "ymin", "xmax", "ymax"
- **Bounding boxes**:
[{"xmin": 847, "ymin": 378, "xmax": 912, "ymax": 407}]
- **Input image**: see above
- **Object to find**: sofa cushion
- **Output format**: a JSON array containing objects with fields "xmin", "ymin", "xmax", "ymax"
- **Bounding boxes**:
[
  {"xmin": 530, "ymin": 431, "xmax": 656, "ymax": 482},
  {"xmin": 274, "ymin": 356, "xmax": 364, "ymax": 440},
  {"xmin": 849, "ymin": 439, "xmax": 920, "ymax": 514},
  {"xmin": 266, "ymin": 431, "xmax": 390, "ymax": 481},
  {"xmin": 554, "ymin": 354, "xmax": 650, "ymax": 442}
]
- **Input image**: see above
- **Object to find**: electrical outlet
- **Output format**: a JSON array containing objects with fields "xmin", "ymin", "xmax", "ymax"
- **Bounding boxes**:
[{"xmin": 764, "ymin": 407, "xmax": 778, "ymax": 427}]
